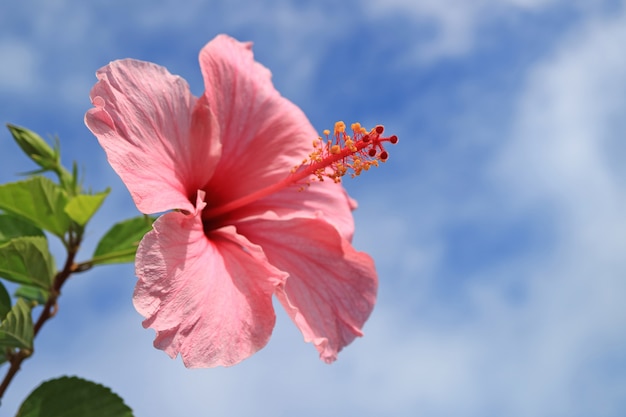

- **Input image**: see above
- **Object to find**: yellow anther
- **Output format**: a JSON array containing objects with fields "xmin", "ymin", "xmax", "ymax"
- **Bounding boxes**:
[
  {"xmin": 334, "ymin": 121, "xmax": 346, "ymax": 135},
  {"xmin": 292, "ymin": 120, "xmax": 396, "ymax": 185}
]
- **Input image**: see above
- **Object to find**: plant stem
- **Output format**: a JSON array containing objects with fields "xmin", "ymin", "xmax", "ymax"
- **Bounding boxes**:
[{"xmin": 0, "ymin": 232, "xmax": 80, "ymax": 401}]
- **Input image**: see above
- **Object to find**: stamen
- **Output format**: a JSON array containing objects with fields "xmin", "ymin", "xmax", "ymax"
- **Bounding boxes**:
[
  {"xmin": 292, "ymin": 121, "xmax": 399, "ymax": 183},
  {"xmin": 201, "ymin": 121, "xmax": 398, "ymax": 219}
]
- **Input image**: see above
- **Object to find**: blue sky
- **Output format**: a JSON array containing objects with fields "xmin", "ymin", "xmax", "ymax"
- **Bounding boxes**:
[{"xmin": 2, "ymin": 0, "xmax": 626, "ymax": 416}]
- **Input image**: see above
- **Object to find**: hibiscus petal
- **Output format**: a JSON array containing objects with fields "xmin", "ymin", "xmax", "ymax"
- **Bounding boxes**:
[
  {"xmin": 236, "ymin": 215, "xmax": 377, "ymax": 363},
  {"xmin": 198, "ymin": 34, "xmax": 316, "ymax": 205},
  {"xmin": 85, "ymin": 59, "xmax": 221, "ymax": 214},
  {"xmin": 245, "ymin": 179, "xmax": 357, "ymax": 242},
  {"xmin": 134, "ymin": 201, "xmax": 286, "ymax": 368}
]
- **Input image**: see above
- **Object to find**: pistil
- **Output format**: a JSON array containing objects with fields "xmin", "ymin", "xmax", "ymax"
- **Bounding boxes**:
[{"xmin": 201, "ymin": 122, "xmax": 398, "ymax": 219}]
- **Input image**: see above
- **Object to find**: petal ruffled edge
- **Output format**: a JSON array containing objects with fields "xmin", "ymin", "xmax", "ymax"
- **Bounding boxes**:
[
  {"xmin": 134, "ymin": 192, "xmax": 286, "ymax": 367},
  {"xmin": 85, "ymin": 59, "xmax": 221, "ymax": 214},
  {"xmin": 236, "ymin": 214, "xmax": 378, "ymax": 363}
]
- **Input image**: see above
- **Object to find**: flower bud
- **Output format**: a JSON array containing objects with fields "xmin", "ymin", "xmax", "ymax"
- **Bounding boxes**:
[{"xmin": 6, "ymin": 124, "xmax": 58, "ymax": 170}]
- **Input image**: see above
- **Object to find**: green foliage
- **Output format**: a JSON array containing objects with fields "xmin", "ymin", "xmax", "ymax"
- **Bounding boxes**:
[
  {"xmin": 0, "ymin": 281, "xmax": 11, "ymax": 319},
  {"xmin": 0, "ymin": 298, "xmax": 33, "ymax": 351},
  {"xmin": 16, "ymin": 376, "xmax": 134, "ymax": 417},
  {"xmin": 0, "ymin": 177, "xmax": 71, "ymax": 238},
  {"xmin": 92, "ymin": 216, "xmax": 155, "ymax": 265},
  {"xmin": 64, "ymin": 189, "xmax": 110, "ymax": 226},
  {"xmin": 0, "ymin": 214, "xmax": 45, "ymax": 245},
  {"xmin": 0, "ymin": 237, "xmax": 55, "ymax": 289},
  {"xmin": 0, "ymin": 124, "xmax": 135, "ymax": 407},
  {"xmin": 14, "ymin": 285, "xmax": 50, "ymax": 307}
]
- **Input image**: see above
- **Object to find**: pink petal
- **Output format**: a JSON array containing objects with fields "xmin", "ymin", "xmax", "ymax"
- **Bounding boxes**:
[
  {"xmin": 85, "ymin": 59, "xmax": 221, "ymax": 214},
  {"xmin": 134, "ymin": 199, "xmax": 286, "ymax": 368},
  {"xmin": 197, "ymin": 35, "xmax": 316, "ymax": 205},
  {"xmin": 236, "ymin": 215, "xmax": 378, "ymax": 363},
  {"xmin": 243, "ymin": 180, "xmax": 357, "ymax": 242}
]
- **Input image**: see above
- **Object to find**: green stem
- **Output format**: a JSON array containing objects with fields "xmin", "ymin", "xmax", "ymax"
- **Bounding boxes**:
[{"xmin": 0, "ymin": 230, "xmax": 80, "ymax": 401}]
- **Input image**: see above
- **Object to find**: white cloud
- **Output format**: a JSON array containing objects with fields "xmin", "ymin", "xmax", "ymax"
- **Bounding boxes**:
[
  {"xmin": 0, "ymin": 39, "xmax": 38, "ymax": 93},
  {"xmin": 362, "ymin": 0, "xmax": 599, "ymax": 63},
  {"xmin": 367, "ymin": 0, "xmax": 480, "ymax": 61},
  {"xmin": 346, "ymin": 6, "xmax": 626, "ymax": 416},
  {"xmin": 492, "ymin": 9, "xmax": 626, "ymax": 231},
  {"xmin": 482, "ymin": 8, "xmax": 626, "ymax": 416}
]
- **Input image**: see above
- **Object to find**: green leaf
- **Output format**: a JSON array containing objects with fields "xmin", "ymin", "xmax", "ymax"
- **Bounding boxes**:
[
  {"xmin": 0, "ymin": 236, "xmax": 55, "ymax": 289},
  {"xmin": 0, "ymin": 177, "xmax": 70, "ymax": 237},
  {"xmin": 16, "ymin": 376, "xmax": 134, "ymax": 417},
  {"xmin": 0, "ymin": 280, "xmax": 11, "ymax": 319},
  {"xmin": 14, "ymin": 285, "xmax": 50, "ymax": 306},
  {"xmin": 0, "ymin": 213, "xmax": 45, "ymax": 245},
  {"xmin": 0, "ymin": 298, "xmax": 33, "ymax": 350},
  {"xmin": 64, "ymin": 189, "xmax": 110, "ymax": 226},
  {"xmin": 92, "ymin": 216, "xmax": 155, "ymax": 265}
]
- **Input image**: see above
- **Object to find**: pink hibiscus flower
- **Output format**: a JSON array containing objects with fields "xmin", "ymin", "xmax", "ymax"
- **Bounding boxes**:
[{"xmin": 85, "ymin": 34, "xmax": 397, "ymax": 367}]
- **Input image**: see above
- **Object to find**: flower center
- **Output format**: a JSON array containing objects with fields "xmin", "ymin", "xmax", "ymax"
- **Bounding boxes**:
[{"xmin": 201, "ymin": 121, "xmax": 398, "ymax": 219}]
